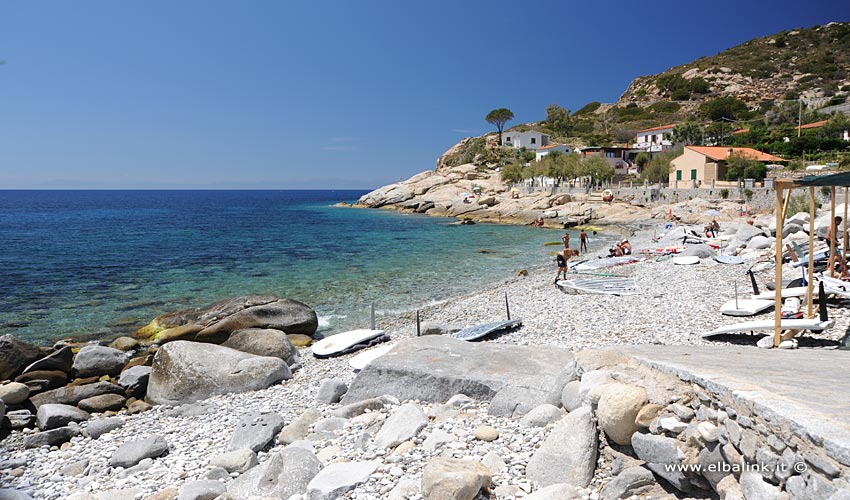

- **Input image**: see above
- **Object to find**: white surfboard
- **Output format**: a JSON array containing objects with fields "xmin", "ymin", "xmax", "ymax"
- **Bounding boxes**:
[
  {"xmin": 713, "ymin": 255, "xmax": 744, "ymax": 265},
  {"xmin": 702, "ymin": 318, "xmax": 834, "ymax": 338},
  {"xmin": 573, "ymin": 256, "xmax": 641, "ymax": 272},
  {"xmin": 311, "ymin": 329, "xmax": 385, "ymax": 358},
  {"xmin": 672, "ymin": 255, "xmax": 700, "ymax": 265},
  {"xmin": 557, "ymin": 277, "xmax": 640, "ymax": 295},
  {"xmin": 719, "ymin": 299, "xmax": 774, "ymax": 316},
  {"xmin": 349, "ymin": 343, "xmax": 396, "ymax": 371},
  {"xmin": 751, "ymin": 287, "xmax": 808, "ymax": 300}
]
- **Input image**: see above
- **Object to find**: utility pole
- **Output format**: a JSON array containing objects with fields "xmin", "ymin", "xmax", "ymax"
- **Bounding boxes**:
[{"xmin": 798, "ymin": 99, "xmax": 802, "ymax": 138}]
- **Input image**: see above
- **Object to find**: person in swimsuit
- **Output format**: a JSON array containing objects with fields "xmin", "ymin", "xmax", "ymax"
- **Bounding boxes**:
[
  {"xmin": 562, "ymin": 231, "xmax": 571, "ymax": 249},
  {"xmin": 555, "ymin": 248, "xmax": 569, "ymax": 283},
  {"xmin": 579, "ymin": 229, "xmax": 588, "ymax": 253},
  {"xmin": 827, "ymin": 216, "xmax": 849, "ymax": 279}
]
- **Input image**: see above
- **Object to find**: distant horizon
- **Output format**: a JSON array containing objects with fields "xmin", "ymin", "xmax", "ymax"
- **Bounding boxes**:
[{"xmin": 1, "ymin": 1, "xmax": 846, "ymax": 189}]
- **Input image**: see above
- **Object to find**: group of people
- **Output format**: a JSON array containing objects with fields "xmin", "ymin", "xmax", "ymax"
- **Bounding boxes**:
[
  {"xmin": 608, "ymin": 239, "xmax": 632, "ymax": 257},
  {"xmin": 704, "ymin": 219, "xmax": 721, "ymax": 238},
  {"xmin": 555, "ymin": 229, "xmax": 588, "ymax": 282}
]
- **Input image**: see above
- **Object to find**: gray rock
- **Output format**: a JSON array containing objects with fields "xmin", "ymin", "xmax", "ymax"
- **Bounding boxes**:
[
  {"xmin": 420, "ymin": 457, "xmax": 491, "ymax": 500},
  {"xmin": 698, "ymin": 442, "xmax": 730, "ymax": 489},
  {"xmin": 682, "ymin": 244, "xmax": 714, "ymax": 258},
  {"xmin": 109, "ymin": 435, "xmax": 169, "ymax": 468},
  {"xmin": 222, "ymin": 328, "xmax": 301, "ymax": 368},
  {"xmin": 166, "ymin": 402, "xmax": 216, "ymax": 418},
  {"xmin": 526, "ymin": 406, "xmax": 597, "ymax": 488},
  {"xmin": 117, "ymin": 366, "xmax": 151, "ymax": 397},
  {"xmin": 316, "ymin": 379, "xmax": 348, "ymax": 404},
  {"xmin": 0, "ymin": 458, "xmax": 27, "ymax": 470},
  {"xmin": 228, "ymin": 411, "xmax": 285, "ymax": 452},
  {"xmin": 278, "ymin": 408, "xmax": 322, "ymax": 445},
  {"xmin": 0, "ymin": 489, "xmax": 35, "ymax": 500},
  {"xmin": 146, "ymin": 341, "xmax": 291, "ymax": 406},
  {"xmin": 0, "ymin": 383, "xmax": 30, "ymax": 405},
  {"xmin": 313, "ymin": 417, "xmax": 347, "ymax": 434},
  {"xmin": 544, "ymin": 360, "xmax": 580, "ymax": 406},
  {"xmin": 577, "ymin": 370, "xmax": 613, "ymax": 406},
  {"xmin": 524, "ymin": 483, "xmax": 581, "ymax": 499},
  {"xmin": 736, "ymin": 223, "xmax": 766, "ymax": 243},
  {"xmin": 560, "ymin": 380, "xmax": 582, "ymax": 411},
  {"xmin": 14, "ymin": 370, "xmax": 67, "ymax": 392},
  {"xmin": 331, "ymin": 398, "xmax": 384, "ymax": 419},
  {"xmin": 520, "ymin": 404, "xmax": 563, "ymax": 427},
  {"xmin": 601, "ymin": 466, "xmax": 655, "ymax": 500},
  {"xmin": 446, "ymin": 393, "xmax": 473, "ymax": 407},
  {"xmin": 388, "ymin": 479, "xmax": 420, "ymax": 500},
  {"xmin": 177, "ymin": 480, "xmax": 225, "ymax": 500},
  {"xmin": 78, "ymin": 393, "xmax": 127, "ymax": 413},
  {"xmin": 595, "ymin": 383, "xmax": 647, "ymax": 446},
  {"xmin": 203, "ymin": 467, "xmax": 230, "ymax": 481},
  {"xmin": 22, "ymin": 346, "xmax": 73, "ymax": 374},
  {"xmin": 418, "ymin": 321, "xmax": 455, "ymax": 336},
  {"xmin": 422, "ymin": 428, "xmax": 454, "ymax": 451},
  {"xmin": 373, "ymin": 403, "xmax": 427, "ymax": 449},
  {"xmin": 193, "ymin": 296, "xmax": 319, "ymax": 343},
  {"xmin": 60, "ymin": 458, "xmax": 89, "ymax": 477},
  {"xmin": 739, "ymin": 471, "xmax": 781, "ymax": 500},
  {"xmin": 227, "ymin": 447, "xmax": 322, "ymax": 500},
  {"xmin": 5, "ymin": 409, "xmax": 34, "ymax": 429},
  {"xmin": 489, "ymin": 386, "xmax": 544, "ymax": 417},
  {"xmin": 306, "ymin": 460, "xmax": 380, "ymax": 500},
  {"xmin": 340, "ymin": 337, "xmax": 573, "ymax": 408},
  {"xmin": 209, "ymin": 448, "xmax": 258, "ymax": 474},
  {"xmin": 631, "ymin": 432, "xmax": 691, "ymax": 492},
  {"xmin": 23, "ymin": 425, "xmax": 80, "ymax": 448},
  {"xmin": 36, "ymin": 404, "xmax": 91, "ymax": 431},
  {"xmin": 748, "ymin": 235, "xmax": 773, "ymax": 250},
  {"xmin": 84, "ymin": 417, "xmax": 124, "ymax": 439},
  {"xmin": 803, "ymin": 451, "xmax": 842, "ymax": 478},
  {"xmin": 72, "ymin": 345, "xmax": 127, "ymax": 377},
  {"xmin": 29, "ymin": 381, "xmax": 123, "ymax": 410},
  {"xmin": 0, "ymin": 335, "xmax": 43, "ymax": 380}
]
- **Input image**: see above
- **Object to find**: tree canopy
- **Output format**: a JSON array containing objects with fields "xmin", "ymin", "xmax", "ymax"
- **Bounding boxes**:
[
  {"xmin": 545, "ymin": 104, "xmax": 572, "ymax": 136},
  {"xmin": 725, "ymin": 151, "xmax": 767, "ymax": 181},
  {"xmin": 671, "ymin": 122, "xmax": 703, "ymax": 145},
  {"xmin": 485, "ymin": 108, "xmax": 514, "ymax": 145},
  {"xmin": 580, "ymin": 155, "xmax": 615, "ymax": 184}
]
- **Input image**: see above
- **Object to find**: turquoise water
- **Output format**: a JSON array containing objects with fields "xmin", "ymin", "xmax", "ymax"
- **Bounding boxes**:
[{"xmin": 0, "ymin": 190, "xmax": 587, "ymax": 344}]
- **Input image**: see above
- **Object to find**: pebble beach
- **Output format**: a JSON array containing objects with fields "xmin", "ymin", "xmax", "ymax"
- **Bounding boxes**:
[{"xmin": 2, "ymin": 217, "xmax": 848, "ymax": 500}]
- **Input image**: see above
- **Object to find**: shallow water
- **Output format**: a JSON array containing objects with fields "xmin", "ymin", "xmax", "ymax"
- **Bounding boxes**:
[{"xmin": 0, "ymin": 190, "xmax": 602, "ymax": 344}]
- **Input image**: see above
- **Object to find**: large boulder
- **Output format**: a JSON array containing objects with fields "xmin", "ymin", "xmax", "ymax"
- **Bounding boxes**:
[
  {"xmin": 15, "ymin": 370, "xmax": 67, "ymax": 392},
  {"xmin": 23, "ymin": 425, "xmax": 80, "ymax": 448},
  {"xmin": 681, "ymin": 244, "xmax": 714, "ymax": 259},
  {"xmin": 341, "ymin": 337, "xmax": 573, "ymax": 413},
  {"xmin": 22, "ymin": 346, "xmax": 73, "ymax": 374},
  {"xmin": 136, "ymin": 295, "xmax": 318, "ymax": 344},
  {"xmin": 631, "ymin": 432, "xmax": 691, "ymax": 492},
  {"xmin": 36, "ymin": 404, "xmax": 91, "ymax": 431},
  {"xmin": 420, "ymin": 457, "xmax": 491, "ymax": 500},
  {"xmin": 146, "ymin": 341, "xmax": 291, "ymax": 406},
  {"xmin": 595, "ymin": 383, "xmax": 648, "ymax": 446},
  {"xmin": 526, "ymin": 406, "xmax": 597, "ymax": 488},
  {"xmin": 72, "ymin": 345, "xmax": 128, "ymax": 377},
  {"xmin": 747, "ymin": 235, "xmax": 773, "ymax": 250},
  {"xmin": 110, "ymin": 435, "xmax": 169, "ymax": 468},
  {"xmin": 228, "ymin": 411, "xmax": 286, "ymax": 452},
  {"xmin": 373, "ymin": 403, "xmax": 428, "ymax": 449},
  {"xmin": 0, "ymin": 335, "xmax": 43, "ymax": 380},
  {"xmin": 0, "ymin": 382, "xmax": 30, "ymax": 405},
  {"xmin": 227, "ymin": 447, "xmax": 321, "ymax": 500},
  {"xmin": 306, "ymin": 460, "xmax": 380, "ymax": 500},
  {"xmin": 118, "ymin": 365, "xmax": 151, "ymax": 397},
  {"xmin": 356, "ymin": 183, "xmax": 415, "ymax": 208},
  {"xmin": 221, "ymin": 328, "xmax": 300, "ymax": 368},
  {"xmin": 29, "ymin": 381, "xmax": 123, "ymax": 410}
]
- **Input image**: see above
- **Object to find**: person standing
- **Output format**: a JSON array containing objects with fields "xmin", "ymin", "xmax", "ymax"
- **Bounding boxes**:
[
  {"xmin": 562, "ymin": 231, "xmax": 571, "ymax": 250},
  {"xmin": 579, "ymin": 229, "xmax": 588, "ymax": 253}
]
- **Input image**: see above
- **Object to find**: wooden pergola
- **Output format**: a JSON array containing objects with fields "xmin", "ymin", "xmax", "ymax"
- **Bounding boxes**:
[{"xmin": 772, "ymin": 173, "xmax": 850, "ymax": 346}]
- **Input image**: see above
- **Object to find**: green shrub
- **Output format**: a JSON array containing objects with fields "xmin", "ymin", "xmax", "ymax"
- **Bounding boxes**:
[
  {"xmin": 671, "ymin": 89, "xmax": 690, "ymax": 101},
  {"xmin": 744, "ymin": 189, "xmax": 754, "ymax": 200},
  {"xmin": 822, "ymin": 186, "xmax": 833, "ymax": 198},
  {"xmin": 573, "ymin": 102, "xmax": 601, "ymax": 116},
  {"xmin": 720, "ymin": 188, "xmax": 729, "ymax": 199},
  {"xmin": 650, "ymin": 101, "xmax": 682, "ymax": 113}
]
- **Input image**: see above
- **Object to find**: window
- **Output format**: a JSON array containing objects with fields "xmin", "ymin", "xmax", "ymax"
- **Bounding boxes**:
[
  {"xmin": 531, "ymin": 138, "xmax": 536, "ymax": 144},
  {"xmin": 676, "ymin": 170, "xmax": 682, "ymax": 181},
  {"xmin": 606, "ymin": 151, "xmax": 617, "ymax": 158},
  {"xmin": 690, "ymin": 169, "xmax": 697, "ymax": 180}
]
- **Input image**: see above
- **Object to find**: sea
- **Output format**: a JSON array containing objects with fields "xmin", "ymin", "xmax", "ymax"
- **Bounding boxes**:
[{"xmin": 0, "ymin": 190, "xmax": 594, "ymax": 345}]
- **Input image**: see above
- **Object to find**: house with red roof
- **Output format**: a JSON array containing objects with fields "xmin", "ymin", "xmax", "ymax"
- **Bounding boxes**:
[
  {"xmin": 534, "ymin": 144, "xmax": 573, "ymax": 162},
  {"xmin": 633, "ymin": 124, "xmax": 676, "ymax": 153},
  {"xmin": 668, "ymin": 146, "xmax": 785, "ymax": 185}
]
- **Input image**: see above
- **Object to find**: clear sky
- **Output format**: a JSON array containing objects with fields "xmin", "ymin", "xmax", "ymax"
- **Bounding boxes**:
[{"xmin": 1, "ymin": 1, "xmax": 847, "ymax": 189}]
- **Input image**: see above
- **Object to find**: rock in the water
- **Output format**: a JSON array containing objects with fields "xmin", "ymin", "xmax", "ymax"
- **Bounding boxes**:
[
  {"xmin": 36, "ymin": 404, "xmax": 91, "ymax": 431},
  {"xmin": 222, "ymin": 328, "xmax": 301, "ymax": 368},
  {"xmin": 72, "ymin": 345, "xmax": 128, "ymax": 377},
  {"xmin": 209, "ymin": 448, "xmax": 258, "ymax": 474},
  {"xmin": 631, "ymin": 432, "xmax": 691, "ymax": 492},
  {"xmin": 596, "ymin": 383, "xmax": 647, "ymax": 446},
  {"xmin": 523, "ymin": 483, "xmax": 581, "ymax": 500},
  {"xmin": 520, "ymin": 404, "xmax": 563, "ymax": 427},
  {"xmin": 177, "ymin": 480, "xmax": 225, "ymax": 500},
  {"xmin": 118, "ymin": 365, "xmax": 151, "ymax": 397},
  {"xmin": 278, "ymin": 408, "xmax": 322, "ymax": 445},
  {"xmin": 526, "ymin": 406, "xmax": 597, "ymax": 487},
  {"xmin": 316, "ymin": 378, "xmax": 348, "ymax": 404},
  {"xmin": 0, "ymin": 335, "xmax": 43, "ymax": 380},
  {"xmin": 109, "ymin": 337, "xmax": 140, "ymax": 352},
  {"xmin": 229, "ymin": 411, "xmax": 286, "ymax": 452},
  {"xmin": 146, "ymin": 341, "xmax": 291, "ymax": 406},
  {"xmin": 78, "ymin": 393, "xmax": 127, "ymax": 413},
  {"xmin": 601, "ymin": 466, "xmax": 656, "ymax": 500},
  {"xmin": 373, "ymin": 403, "xmax": 427, "ymax": 449},
  {"xmin": 420, "ymin": 457, "xmax": 491, "ymax": 500},
  {"xmin": 228, "ymin": 447, "xmax": 321, "ymax": 500},
  {"xmin": 85, "ymin": 417, "xmax": 124, "ymax": 439},
  {"xmin": 305, "ymin": 460, "xmax": 380, "ymax": 500},
  {"xmin": 110, "ymin": 435, "xmax": 169, "ymax": 468},
  {"xmin": 0, "ymin": 382, "xmax": 30, "ymax": 405},
  {"xmin": 23, "ymin": 425, "xmax": 81, "ymax": 448},
  {"xmin": 341, "ymin": 337, "xmax": 573, "ymax": 409}
]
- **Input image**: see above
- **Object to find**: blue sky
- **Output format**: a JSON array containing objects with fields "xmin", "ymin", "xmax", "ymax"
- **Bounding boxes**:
[{"xmin": 1, "ymin": 1, "xmax": 846, "ymax": 189}]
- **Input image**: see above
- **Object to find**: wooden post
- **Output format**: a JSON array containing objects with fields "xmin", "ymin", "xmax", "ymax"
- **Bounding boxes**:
[
  {"xmin": 808, "ymin": 186, "xmax": 815, "ymax": 318},
  {"xmin": 830, "ymin": 187, "xmax": 836, "ymax": 278},
  {"xmin": 844, "ymin": 187, "xmax": 848, "ymax": 257},
  {"xmin": 774, "ymin": 185, "xmax": 784, "ymax": 348},
  {"xmin": 416, "ymin": 310, "xmax": 421, "ymax": 337},
  {"xmin": 505, "ymin": 292, "xmax": 511, "ymax": 321}
]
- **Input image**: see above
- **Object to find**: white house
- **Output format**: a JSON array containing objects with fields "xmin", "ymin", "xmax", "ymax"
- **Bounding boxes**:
[
  {"xmin": 633, "ymin": 124, "xmax": 675, "ymax": 152},
  {"xmin": 502, "ymin": 130, "xmax": 550, "ymax": 150},
  {"xmin": 535, "ymin": 144, "xmax": 570, "ymax": 162}
]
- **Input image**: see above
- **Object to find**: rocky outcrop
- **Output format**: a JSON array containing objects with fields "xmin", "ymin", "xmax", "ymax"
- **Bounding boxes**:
[
  {"xmin": 526, "ymin": 407, "xmax": 598, "ymax": 488},
  {"xmin": 0, "ymin": 335, "xmax": 44, "ymax": 380},
  {"xmin": 221, "ymin": 328, "xmax": 300, "ymax": 368},
  {"xmin": 146, "ymin": 341, "xmax": 292, "ymax": 405},
  {"xmin": 135, "ymin": 295, "xmax": 318, "ymax": 344}
]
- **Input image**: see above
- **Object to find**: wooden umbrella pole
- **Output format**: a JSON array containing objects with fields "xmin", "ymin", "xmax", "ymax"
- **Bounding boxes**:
[
  {"xmin": 808, "ymin": 186, "xmax": 815, "ymax": 318},
  {"xmin": 844, "ymin": 187, "xmax": 848, "ymax": 257},
  {"xmin": 831, "ymin": 187, "xmax": 836, "ymax": 278},
  {"xmin": 774, "ymin": 185, "xmax": 784, "ymax": 348}
]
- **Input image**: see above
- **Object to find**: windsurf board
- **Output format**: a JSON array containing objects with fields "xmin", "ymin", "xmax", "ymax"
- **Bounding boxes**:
[
  {"xmin": 453, "ymin": 319, "xmax": 522, "ymax": 341},
  {"xmin": 719, "ymin": 299, "xmax": 774, "ymax": 317},
  {"xmin": 713, "ymin": 255, "xmax": 744, "ymax": 265},
  {"xmin": 312, "ymin": 329, "xmax": 386, "ymax": 358},
  {"xmin": 349, "ymin": 343, "xmax": 396, "ymax": 371},
  {"xmin": 672, "ymin": 255, "xmax": 700, "ymax": 265},
  {"xmin": 557, "ymin": 277, "xmax": 640, "ymax": 295},
  {"xmin": 702, "ymin": 319, "xmax": 834, "ymax": 338}
]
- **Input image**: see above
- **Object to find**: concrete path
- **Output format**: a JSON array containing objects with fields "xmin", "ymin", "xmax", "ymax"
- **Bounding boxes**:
[{"xmin": 617, "ymin": 344, "xmax": 850, "ymax": 466}]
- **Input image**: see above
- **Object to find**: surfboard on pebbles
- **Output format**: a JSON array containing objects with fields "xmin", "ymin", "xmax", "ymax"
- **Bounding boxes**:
[
  {"xmin": 719, "ymin": 298, "xmax": 774, "ymax": 317},
  {"xmin": 672, "ymin": 255, "xmax": 700, "ymax": 265},
  {"xmin": 573, "ymin": 256, "xmax": 642, "ymax": 272},
  {"xmin": 311, "ymin": 329, "xmax": 387, "ymax": 358},
  {"xmin": 702, "ymin": 318, "xmax": 834, "ymax": 338},
  {"xmin": 349, "ymin": 343, "xmax": 396, "ymax": 371},
  {"xmin": 713, "ymin": 255, "xmax": 744, "ymax": 265},
  {"xmin": 557, "ymin": 277, "xmax": 640, "ymax": 296},
  {"xmin": 453, "ymin": 319, "xmax": 522, "ymax": 341}
]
